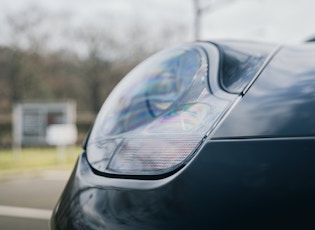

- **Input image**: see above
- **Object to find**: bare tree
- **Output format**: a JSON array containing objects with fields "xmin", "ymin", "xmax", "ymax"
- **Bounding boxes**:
[
  {"xmin": 0, "ymin": 3, "xmax": 193, "ymax": 115},
  {"xmin": 75, "ymin": 27, "xmax": 115, "ymax": 114},
  {"xmin": 3, "ymin": 6, "xmax": 50, "ymax": 104},
  {"xmin": 5, "ymin": 5, "xmax": 50, "ymax": 52}
]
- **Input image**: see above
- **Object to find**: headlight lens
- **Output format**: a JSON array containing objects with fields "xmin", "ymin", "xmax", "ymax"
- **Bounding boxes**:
[{"xmin": 87, "ymin": 44, "xmax": 235, "ymax": 177}]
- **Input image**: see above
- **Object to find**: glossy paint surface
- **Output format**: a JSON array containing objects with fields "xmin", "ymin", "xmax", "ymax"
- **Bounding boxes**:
[
  {"xmin": 52, "ymin": 138, "xmax": 315, "ymax": 229},
  {"xmin": 214, "ymin": 44, "xmax": 315, "ymax": 138}
]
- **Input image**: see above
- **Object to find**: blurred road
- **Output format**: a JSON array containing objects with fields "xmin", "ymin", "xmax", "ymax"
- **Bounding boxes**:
[{"xmin": 0, "ymin": 171, "xmax": 70, "ymax": 230}]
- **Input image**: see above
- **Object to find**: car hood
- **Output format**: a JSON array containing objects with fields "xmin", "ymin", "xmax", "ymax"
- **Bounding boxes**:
[{"xmin": 212, "ymin": 42, "xmax": 315, "ymax": 139}]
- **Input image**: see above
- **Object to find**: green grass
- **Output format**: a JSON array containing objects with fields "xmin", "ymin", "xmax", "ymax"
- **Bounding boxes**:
[{"xmin": 0, "ymin": 146, "xmax": 82, "ymax": 174}]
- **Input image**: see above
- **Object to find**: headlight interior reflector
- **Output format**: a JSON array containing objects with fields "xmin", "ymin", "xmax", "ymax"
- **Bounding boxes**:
[{"xmin": 87, "ymin": 44, "xmax": 235, "ymax": 177}]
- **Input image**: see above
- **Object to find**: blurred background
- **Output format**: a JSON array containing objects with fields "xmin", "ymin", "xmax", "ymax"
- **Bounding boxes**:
[{"xmin": 0, "ymin": 0, "xmax": 314, "ymax": 229}]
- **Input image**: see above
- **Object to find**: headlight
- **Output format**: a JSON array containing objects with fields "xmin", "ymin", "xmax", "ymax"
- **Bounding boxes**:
[{"xmin": 87, "ymin": 43, "xmax": 237, "ymax": 177}]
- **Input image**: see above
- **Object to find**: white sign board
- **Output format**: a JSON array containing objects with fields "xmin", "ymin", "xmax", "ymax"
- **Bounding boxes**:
[
  {"xmin": 46, "ymin": 124, "xmax": 77, "ymax": 146},
  {"xmin": 13, "ymin": 101, "xmax": 76, "ymax": 146}
]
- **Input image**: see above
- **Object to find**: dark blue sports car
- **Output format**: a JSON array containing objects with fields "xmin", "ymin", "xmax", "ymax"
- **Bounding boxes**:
[{"xmin": 50, "ymin": 40, "xmax": 315, "ymax": 229}]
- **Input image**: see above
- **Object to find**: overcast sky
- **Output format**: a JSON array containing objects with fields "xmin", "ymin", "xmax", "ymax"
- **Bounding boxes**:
[
  {"xmin": 0, "ymin": 0, "xmax": 314, "ymax": 49},
  {"xmin": 203, "ymin": 0, "xmax": 315, "ymax": 43}
]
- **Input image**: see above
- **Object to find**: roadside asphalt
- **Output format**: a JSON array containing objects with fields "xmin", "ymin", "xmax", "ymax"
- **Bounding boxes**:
[
  {"xmin": 0, "ymin": 168, "xmax": 71, "ymax": 230},
  {"xmin": 0, "ymin": 168, "xmax": 72, "ymax": 182}
]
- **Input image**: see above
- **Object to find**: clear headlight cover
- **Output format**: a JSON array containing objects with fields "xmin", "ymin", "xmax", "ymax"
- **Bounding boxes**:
[{"xmin": 87, "ymin": 44, "xmax": 236, "ymax": 177}]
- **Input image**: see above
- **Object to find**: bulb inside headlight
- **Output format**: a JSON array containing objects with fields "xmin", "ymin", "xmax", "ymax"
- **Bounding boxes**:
[{"xmin": 87, "ymin": 43, "xmax": 237, "ymax": 177}]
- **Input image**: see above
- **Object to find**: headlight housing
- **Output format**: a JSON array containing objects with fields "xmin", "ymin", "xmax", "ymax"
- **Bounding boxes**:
[{"xmin": 86, "ymin": 43, "xmax": 237, "ymax": 178}]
